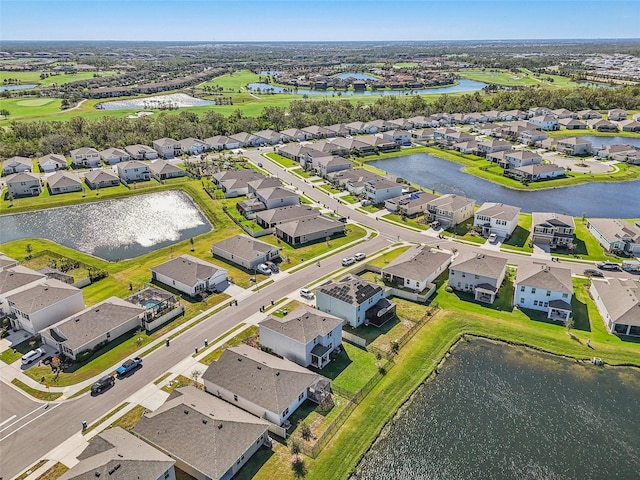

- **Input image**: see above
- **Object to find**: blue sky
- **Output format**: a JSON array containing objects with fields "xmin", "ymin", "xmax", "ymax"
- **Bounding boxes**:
[{"xmin": 1, "ymin": 0, "xmax": 638, "ymax": 42}]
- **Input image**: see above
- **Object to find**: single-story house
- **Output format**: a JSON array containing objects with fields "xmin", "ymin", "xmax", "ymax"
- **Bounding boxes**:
[
  {"xmin": 505, "ymin": 163, "xmax": 566, "ymax": 182},
  {"xmin": 301, "ymin": 125, "xmax": 332, "ymax": 139},
  {"xmin": 47, "ymin": 171, "xmax": 83, "ymax": 194},
  {"xmin": 473, "ymin": 202, "xmax": 521, "ymax": 238},
  {"xmin": 149, "ymin": 160, "xmax": 187, "ymax": 180},
  {"xmin": 152, "ymin": 138, "xmax": 182, "ymax": 159},
  {"xmin": 151, "ymin": 254, "xmax": 228, "ymax": 297},
  {"xmin": 588, "ymin": 119, "xmax": 618, "ymax": 132},
  {"xmin": 578, "ymin": 109, "xmax": 602, "ymax": 120},
  {"xmin": 382, "ymin": 130, "xmax": 412, "ymax": 146},
  {"xmin": 254, "ymin": 129, "xmax": 284, "ymax": 145},
  {"xmin": 275, "ymin": 215, "xmax": 344, "ymax": 246},
  {"xmin": 382, "ymin": 246, "xmax": 452, "ymax": 292},
  {"xmin": 2, "ymin": 156, "xmax": 32, "ymax": 176},
  {"xmin": 259, "ymin": 305, "xmax": 343, "ymax": 369},
  {"xmin": 211, "ymin": 234, "xmax": 280, "ymax": 270},
  {"xmin": 607, "ymin": 109, "xmax": 627, "ymax": 121},
  {"xmin": 551, "ymin": 108, "xmax": 577, "ymax": 119},
  {"xmin": 60, "ymin": 427, "xmax": 176, "ymax": 480},
  {"xmin": 202, "ymin": 345, "xmax": 331, "ymax": 427},
  {"xmin": 117, "ymin": 160, "xmax": 151, "ymax": 183},
  {"xmin": 411, "ymin": 128, "xmax": 435, "ymax": 141},
  {"xmin": 212, "ymin": 169, "xmax": 265, "ymax": 197},
  {"xmin": 559, "ymin": 118, "xmax": 587, "ymax": 130},
  {"xmin": 179, "ymin": 137, "xmax": 208, "ymax": 155},
  {"xmin": 618, "ymin": 119, "xmax": 640, "ymax": 132},
  {"xmin": 247, "ymin": 177, "xmax": 282, "ymax": 196},
  {"xmin": 316, "ymin": 274, "xmax": 395, "ymax": 328},
  {"xmin": 7, "ymin": 278, "xmax": 84, "ymax": 335},
  {"xmin": 133, "ymin": 386, "xmax": 270, "ymax": 480},
  {"xmin": 514, "ymin": 262, "xmax": 573, "ymax": 322},
  {"xmin": 590, "ymin": 278, "xmax": 640, "ymax": 337},
  {"xmin": 477, "ymin": 139, "xmax": 512, "ymax": 155},
  {"xmin": 448, "ymin": 253, "xmax": 508, "ymax": 304},
  {"xmin": 384, "ymin": 191, "xmax": 437, "ymax": 217},
  {"xmin": 125, "ymin": 144, "xmax": 158, "ymax": 160},
  {"xmin": 229, "ymin": 132, "xmax": 261, "ymax": 147},
  {"xmin": 41, "ymin": 296, "xmax": 145, "ymax": 360},
  {"xmin": 38, "ymin": 154, "xmax": 67, "ymax": 173},
  {"xmin": 595, "ymin": 144, "xmax": 637, "ymax": 159},
  {"xmin": 255, "ymin": 205, "xmax": 320, "ymax": 229},
  {"xmin": 279, "ymin": 128, "xmax": 308, "ymax": 142},
  {"xmin": 70, "ymin": 147, "xmax": 101, "ymax": 168},
  {"xmin": 453, "ymin": 140, "xmax": 480, "ymax": 154},
  {"xmin": 204, "ymin": 135, "xmax": 236, "ymax": 151},
  {"xmin": 586, "ymin": 218, "xmax": 640, "ymax": 256},
  {"xmin": 84, "ymin": 168, "xmax": 120, "ymax": 189},
  {"xmin": 5, "ymin": 172, "xmax": 42, "ymax": 197},
  {"xmin": 99, "ymin": 147, "xmax": 130, "ymax": 165}
]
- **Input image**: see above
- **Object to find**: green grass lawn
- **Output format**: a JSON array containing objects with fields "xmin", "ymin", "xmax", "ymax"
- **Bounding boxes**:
[
  {"xmin": 502, "ymin": 213, "xmax": 533, "ymax": 252},
  {"xmin": 381, "ymin": 213, "xmax": 430, "ymax": 231},
  {"xmin": 0, "ymin": 337, "xmax": 42, "ymax": 364},
  {"xmin": 316, "ymin": 184, "xmax": 342, "ymax": 195},
  {"xmin": 29, "ymin": 462, "xmax": 69, "ymax": 480},
  {"xmin": 199, "ymin": 70, "xmax": 261, "ymax": 91},
  {"xmin": 161, "ymin": 374, "xmax": 194, "ymax": 393},
  {"xmin": 552, "ymin": 220, "xmax": 618, "ymax": 262},
  {"xmin": 365, "ymin": 245, "xmax": 411, "ymax": 268},
  {"xmin": 1, "ymin": 70, "xmax": 118, "ymax": 87},
  {"xmin": 443, "ymin": 217, "xmax": 485, "ymax": 244},
  {"xmin": 338, "ymin": 195, "xmax": 358, "ymax": 204},
  {"xmin": 11, "ymin": 378, "xmax": 62, "ymax": 401},
  {"xmin": 314, "ymin": 342, "xmax": 379, "ymax": 394},
  {"xmin": 264, "ymin": 152, "xmax": 298, "ymax": 168},
  {"xmin": 109, "ymin": 404, "xmax": 147, "ymax": 430},
  {"xmin": 200, "ymin": 325, "xmax": 259, "ymax": 365}
]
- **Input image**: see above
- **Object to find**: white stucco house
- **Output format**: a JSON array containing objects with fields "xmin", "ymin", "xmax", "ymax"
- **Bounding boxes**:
[
  {"xmin": 117, "ymin": 160, "xmax": 151, "ymax": 183},
  {"xmin": 5, "ymin": 172, "xmax": 42, "ymax": 197},
  {"xmin": 473, "ymin": 202, "xmax": 521, "ymax": 238},
  {"xmin": 513, "ymin": 262, "xmax": 573, "ymax": 322},
  {"xmin": 70, "ymin": 147, "xmax": 101, "ymax": 168},
  {"xmin": 590, "ymin": 278, "xmax": 640, "ymax": 337}
]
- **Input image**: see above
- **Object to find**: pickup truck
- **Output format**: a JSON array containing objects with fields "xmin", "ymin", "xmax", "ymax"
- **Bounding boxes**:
[{"xmin": 116, "ymin": 357, "xmax": 142, "ymax": 376}]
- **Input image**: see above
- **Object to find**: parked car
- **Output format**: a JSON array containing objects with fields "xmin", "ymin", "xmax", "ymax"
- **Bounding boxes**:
[
  {"xmin": 584, "ymin": 269, "xmax": 604, "ymax": 277},
  {"xmin": 341, "ymin": 257, "xmax": 356, "ymax": 267},
  {"xmin": 596, "ymin": 261, "xmax": 619, "ymax": 271},
  {"xmin": 300, "ymin": 288, "xmax": 314, "ymax": 299},
  {"xmin": 488, "ymin": 233, "xmax": 498, "ymax": 244},
  {"xmin": 256, "ymin": 263, "xmax": 272, "ymax": 275},
  {"xmin": 91, "ymin": 375, "xmax": 115, "ymax": 395},
  {"xmin": 337, "ymin": 217, "xmax": 348, "ymax": 223},
  {"xmin": 264, "ymin": 260, "xmax": 279, "ymax": 273},
  {"xmin": 354, "ymin": 252, "xmax": 367, "ymax": 261},
  {"xmin": 21, "ymin": 347, "xmax": 46, "ymax": 365},
  {"xmin": 116, "ymin": 357, "xmax": 142, "ymax": 376}
]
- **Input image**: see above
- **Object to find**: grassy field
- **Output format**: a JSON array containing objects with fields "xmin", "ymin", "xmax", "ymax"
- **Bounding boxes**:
[
  {"xmin": 199, "ymin": 70, "xmax": 261, "ymax": 91},
  {"xmin": 1, "ymin": 70, "xmax": 118, "ymax": 87},
  {"xmin": 458, "ymin": 68, "xmax": 580, "ymax": 88}
]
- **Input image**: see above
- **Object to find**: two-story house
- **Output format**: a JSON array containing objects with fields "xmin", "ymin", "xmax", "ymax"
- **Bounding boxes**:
[
  {"xmin": 426, "ymin": 194, "xmax": 476, "ymax": 229},
  {"xmin": 99, "ymin": 147, "xmax": 130, "ymax": 165},
  {"xmin": 473, "ymin": 202, "xmax": 521, "ymax": 239},
  {"xmin": 364, "ymin": 178, "xmax": 403, "ymax": 204},
  {"xmin": 117, "ymin": 160, "xmax": 151, "ymax": 183},
  {"xmin": 152, "ymin": 138, "xmax": 182, "ymax": 159},
  {"xmin": 531, "ymin": 212, "xmax": 575, "ymax": 247},
  {"xmin": 70, "ymin": 147, "xmax": 101, "ymax": 168},
  {"xmin": 514, "ymin": 262, "xmax": 573, "ymax": 322},
  {"xmin": 5, "ymin": 172, "xmax": 42, "ymax": 197},
  {"xmin": 448, "ymin": 253, "xmax": 508, "ymax": 304}
]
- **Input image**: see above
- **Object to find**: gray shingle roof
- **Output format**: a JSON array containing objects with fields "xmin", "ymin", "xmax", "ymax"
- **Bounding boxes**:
[
  {"xmin": 475, "ymin": 202, "xmax": 521, "ymax": 222},
  {"xmin": 255, "ymin": 205, "xmax": 320, "ymax": 225},
  {"xmin": 450, "ymin": 253, "xmax": 508, "ymax": 279},
  {"xmin": 212, "ymin": 234, "xmax": 277, "ymax": 262},
  {"xmin": 587, "ymin": 218, "xmax": 640, "ymax": 244},
  {"xmin": 515, "ymin": 262, "xmax": 573, "ymax": 294},
  {"xmin": 316, "ymin": 274, "xmax": 383, "ymax": 306},
  {"xmin": 591, "ymin": 278, "xmax": 640, "ymax": 326},
  {"xmin": 382, "ymin": 247, "xmax": 452, "ymax": 281},
  {"xmin": 133, "ymin": 386, "xmax": 268, "ymax": 480},
  {"xmin": 151, "ymin": 254, "xmax": 225, "ymax": 288},
  {"xmin": 532, "ymin": 212, "xmax": 575, "ymax": 230},
  {"xmin": 6, "ymin": 278, "xmax": 80, "ymax": 314},
  {"xmin": 0, "ymin": 266, "xmax": 45, "ymax": 295},
  {"xmin": 59, "ymin": 427, "xmax": 174, "ymax": 480},
  {"xmin": 149, "ymin": 160, "xmax": 183, "ymax": 175},
  {"xmin": 84, "ymin": 169, "xmax": 118, "ymax": 183},
  {"xmin": 48, "ymin": 171, "xmax": 82, "ymax": 189},
  {"xmin": 260, "ymin": 306, "xmax": 342, "ymax": 344},
  {"xmin": 275, "ymin": 216, "xmax": 343, "ymax": 237},
  {"xmin": 202, "ymin": 345, "xmax": 324, "ymax": 415}
]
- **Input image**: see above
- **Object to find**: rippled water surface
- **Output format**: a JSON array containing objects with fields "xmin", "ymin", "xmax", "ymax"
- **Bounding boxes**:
[
  {"xmin": 354, "ymin": 340, "xmax": 640, "ymax": 480},
  {"xmin": 0, "ymin": 190, "xmax": 211, "ymax": 260}
]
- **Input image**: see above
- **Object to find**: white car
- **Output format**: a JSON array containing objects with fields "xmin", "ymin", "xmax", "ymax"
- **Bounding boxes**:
[
  {"xmin": 300, "ymin": 288, "xmax": 314, "ymax": 299},
  {"xmin": 341, "ymin": 257, "xmax": 356, "ymax": 267},
  {"xmin": 256, "ymin": 264, "xmax": 272, "ymax": 275},
  {"xmin": 354, "ymin": 252, "xmax": 367, "ymax": 261},
  {"xmin": 488, "ymin": 233, "xmax": 498, "ymax": 244},
  {"xmin": 21, "ymin": 347, "xmax": 46, "ymax": 365}
]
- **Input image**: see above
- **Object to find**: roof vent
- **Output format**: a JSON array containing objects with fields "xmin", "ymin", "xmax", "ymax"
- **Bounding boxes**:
[
  {"xmin": 218, "ymin": 423, "xmax": 223, "ymax": 429},
  {"xmin": 114, "ymin": 464, "xmax": 121, "ymax": 471},
  {"xmin": 276, "ymin": 372, "xmax": 280, "ymax": 376},
  {"xmin": 95, "ymin": 473, "xmax": 101, "ymax": 478},
  {"xmin": 202, "ymin": 419, "xmax": 208, "ymax": 425},
  {"xmin": 238, "ymin": 358, "xmax": 242, "ymax": 361},
  {"xmin": 257, "ymin": 366, "xmax": 261, "ymax": 370},
  {"xmin": 117, "ymin": 453, "xmax": 123, "ymax": 458},
  {"xmin": 75, "ymin": 318, "xmax": 80, "ymax": 322},
  {"xmin": 184, "ymin": 409, "xmax": 189, "ymax": 414}
]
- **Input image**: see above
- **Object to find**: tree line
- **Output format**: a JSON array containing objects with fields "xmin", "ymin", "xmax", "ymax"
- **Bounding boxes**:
[{"xmin": 2, "ymin": 85, "xmax": 640, "ymax": 158}]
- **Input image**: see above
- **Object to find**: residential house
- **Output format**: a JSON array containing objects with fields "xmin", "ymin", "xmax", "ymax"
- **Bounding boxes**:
[
  {"xmin": 578, "ymin": 109, "xmax": 602, "ymax": 120},
  {"xmin": 443, "ymin": 130, "xmax": 475, "ymax": 145},
  {"xmin": 514, "ymin": 262, "xmax": 573, "ymax": 322},
  {"xmin": 528, "ymin": 107, "xmax": 553, "ymax": 117},
  {"xmin": 211, "ymin": 234, "xmax": 280, "ymax": 270},
  {"xmin": 411, "ymin": 128, "xmax": 435, "ymax": 141},
  {"xmin": 364, "ymin": 178, "xmax": 403, "ymax": 204},
  {"xmin": 590, "ymin": 278, "xmax": 640, "ymax": 337},
  {"xmin": 474, "ymin": 202, "xmax": 521, "ymax": 238},
  {"xmin": 301, "ymin": 125, "xmax": 332, "ymax": 139},
  {"xmin": 255, "ymin": 205, "xmax": 320, "ymax": 229},
  {"xmin": 529, "ymin": 115, "xmax": 559, "ymax": 131},
  {"xmin": 453, "ymin": 140, "xmax": 479, "ymax": 154},
  {"xmin": 587, "ymin": 218, "xmax": 640, "ymax": 256},
  {"xmin": 519, "ymin": 129, "xmax": 548, "ymax": 145},
  {"xmin": 42, "ymin": 296, "xmax": 145, "ymax": 360},
  {"xmin": 70, "ymin": 147, "xmax": 101, "ymax": 168},
  {"xmin": 179, "ymin": 138, "xmax": 208, "ymax": 155},
  {"xmin": 588, "ymin": 118, "xmax": 618, "ymax": 132},
  {"xmin": 259, "ymin": 306, "xmax": 343, "ymax": 369},
  {"xmin": 426, "ymin": 194, "xmax": 475, "ymax": 229},
  {"xmin": 365, "ymin": 119, "xmax": 395, "ymax": 133},
  {"xmin": 357, "ymin": 135, "xmax": 398, "ymax": 153},
  {"xmin": 0, "ymin": 265, "xmax": 47, "ymax": 318},
  {"xmin": 275, "ymin": 215, "xmax": 344, "ymax": 246},
  {"xmin": 2, "ymin": 156, "xmax": 32, "ymax": 175},
  {"xmin": 47, "ymin": 171, "xmax": 83, "ymax": 194},
  {"xmin": 531, "ymin": 212, "xmax": 575, "ymax": 247},
  {"xmin": 151, "ymin": 254, "xmax": 228, "ymax": 297},
  {"xmin": 204, "ymin": 135, "xmax": 234, "ymax": 151},
  {"xmin": 254, "ymin": 187, "xmax": 299, "ymax": 210},
  {"xmin": 595, "ymin": 144, "xmax": 637, "ymax": 159},
  {"xmin": 382, "ymin": 246, "xmax": 452, "ymax": 292},
  {"xmin": 448, "ymin": 253, "xmax": 508, "ymax": 304},
  {"xmin": 551, "ymin": 108, "xmax": 577, "ymax": 119},
  {"xmin": 212, "ymin": 169, "xmax": 265, "ymax": 197},
  {"xmin": 124, "ymin": 144, "xmax": 158, "ymax": 161},
  {"xmin": 506, "ymin": 163, "xmax": 566, "ymax": 182},
  {"xmin": 149, "ymin": 160, "xmax": 187, "ymax": 180},
  {"xmin": 315, "ymin": 155, "xmax": 352, "ymax": 177},
  {"xmin": 7, "ymin": 279, "xmax": 84, "ymax": 335},
  {"xmin": 499, "ymin": 110, "xmax": 528, "ymax": 121},
  {"xmin": 277, "ymin": 144, "xmax": 315, "ymax": 162},
  {"xmin": 254, "ymin": 130, "xmax": 284, "ymax": 145},
  {"xmin": 152, "ymin": 138, "xmax": 182, "ymax": 159},
  {"xmin": 247, "ymin": 177, "xmax": 282, "ymax": 196},
  {"xmin": 618, "ymin": 119, "xmax": 640, "ymax": 132},
  {"xmin": 477, "ymin": 139, "xmax": 512, "ymax": 156},
  {"xmin": 84, "ymin": 168, "xmax": 120, "ymax": 189},
  {"xmin": 556, "ymin": 137, "xmax": 592, "ymax": 156},
  {"xmin": 559, "ymin": 118, "xmax": 587, "ymax": 130},
  {"xmin": 316, "ymin": 274, "xmax": 396, "ymax": 328},
  {"xmin": 117, "ymin": 160, "xmax": 151, "ymax": 183},
  {"xmin": 5, "ymin": 172, "xmax": 42, "ymax": 197},
  {"xmin": 407, "ymin": 116, "xmax": 432, "ymax": 128},
  {"xmin": 202, "ymin": 345, "xmax": 331, "ymax": 427},
  {"xmin": 382, "ymin": 130, "xmax": 412, "ymax": 146},
  {"xmin": 388, "ymin": 118, "xmax": 414, "ymax": 130},
  {"xmin": 279, "ymin": 128, "xmax": 308, "ymax": 142},
  {"xmin": 0, "ymin": 254, "xmax": 18, "ymax": 271},
  {"xmin": 99, "ymin": 147, "xmax": 130, "ymax": 165},
  {"xmin": 497, "ymin": 150, "xmax": 542, "ymax": 169},
  {"xmin": 59, "ymin": 427, "xmax": 176, "ymax": 480},
  {"xmin": 384, "ymin": 191, "xmax": 437, "ymax": 217},
  {"xmin": 324, "ymin": 124, "xmax": 350, "ymax": 137},
  {"xmin": 38, "ymin": 154, "xmax": 67, "ymax": 173},
  {"xmin": 133, "ymin": 386, "xmax": 270, "ymax": 480}
]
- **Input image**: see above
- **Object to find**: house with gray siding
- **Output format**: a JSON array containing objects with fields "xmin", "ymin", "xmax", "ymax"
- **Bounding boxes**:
[
  {"xmin": 211, "ymin": 234, "xmax": 280, "ymax": 269},
  {"xmin": 151, "ymin": 254, "xmax": 228, "ymax": 297},
  {"xmin": 47, "ymin": 171, "xmax": 83, "ymax": 194},
  {"xmin": 514, "ymin": 262, "xmax": 573, "ymax": 322},
  {"xmin": 448, "ymin": 253, "xmax": 508, "ymax": 304},
  {"xmin": 2, "ymin": 156, "xmax": 32, "ymax": 175},
  {"xmin": 275, "ymin": 216, "xmax": 344, "ymax": 246},
  {"xmin": 84, "ymin": 168, "xmax": 120, "ymax": 189},
  {"xmin": 587, "ymin": 218, "xmax": 640, "ymax": 256},
  {"xmin": 382, "ymin": 246, "xmax": 452, "ymax": 292},
  {"xmin": 5, "ymin": 172, "xmax": 42, "ymax": 197},
  {"xmin": 590, "ymin": 278, "xmax": 640, "ymax": 337}
]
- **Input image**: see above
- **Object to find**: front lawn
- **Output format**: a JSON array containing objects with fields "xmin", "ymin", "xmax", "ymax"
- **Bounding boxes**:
[
  {"xmin": 264, "ymin": 153, "xmax": 299, "ymax": 168},
  {"xmin": 381, "ymin": 213, "xmax": 430, "ymax": 231},
  {"xmin": 502, "ymin": 213, "xmax": 533, "ymax": 252},
  {"xmin": 339, "ymin": 194, "xmax": 359, "ymax": 204},
  {"xmin": 200, "ymin": 325, "xmax": 259, "ymax": 365}
]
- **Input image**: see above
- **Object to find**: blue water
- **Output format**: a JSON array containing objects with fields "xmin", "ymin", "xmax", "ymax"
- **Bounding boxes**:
[
  {"xmin": 246, "ymin": 79, "xmax": 487, "ymax": 96},
  {"xmin": 97, "ymin": 93, "xmax": 216, "ymax": 110},
  {"xmin": 369, "ymin": 153, "xmax": 640, "ymax": 217},
  {"xmin": 580, "ymin": 136, "xmax": 640, "ymax": 148},
  {"xmin": 0, "ymin": 84, "xmax": 38, "ymax": 91},
  {"xmin": 334, "ymin": 72, "xmax": 379, "ymax": 81}
]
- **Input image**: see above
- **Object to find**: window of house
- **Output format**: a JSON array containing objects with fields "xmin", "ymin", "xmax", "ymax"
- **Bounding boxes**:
[
  {"xmin": 546, "ymin": 290, "xmax": 551, "ymax": 296},
  {"xmin": 234, "ymin": 394, "xmax": 238, "ymax": 401},
  {"xmin": 531, "ymin": 287, "xmax": 536, "ymax": 294},
  {"xmin": 562, "ymin": 293, "xmax": 568, "ymax": 298},
  {"xmin": 474, "ymin": 275, "xmax": 479, "ymax": 280},
  {"xmin": 298, "ymin": 393, "xmax": 304, "ymax": 401},
  {"xmin": 533, "ymin": 300, "xmax": 538, "ymax": 306},
  {"xmin": 520, "ymin": 286, "xmax": 525, "ymax": 292},
  {"xmin": 164, "ymin": 471, "xmax": 170, "ymax": 479},
  {"xmin": 520, "ymin": 298, "xmax": 524, "ymax": 303}
]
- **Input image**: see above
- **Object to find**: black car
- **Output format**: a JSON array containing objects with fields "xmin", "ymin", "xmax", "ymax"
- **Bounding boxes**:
[
  {"xmin": 91, "ymin": 375, "xmax": 115, "ymax": 395},
  {"xmin": 584, "ymin": 269, "xmax": 604, "ymax": 277}
]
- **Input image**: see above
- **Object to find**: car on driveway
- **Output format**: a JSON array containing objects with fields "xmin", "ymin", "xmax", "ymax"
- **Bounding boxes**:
[
  {"xmin": 91, "ymin": 375, "xmax": 115, "ymax": 395},
  {"xmin": 265, "ymin": 260, "xmax": 279, "ymax": 273},
  {"xmin": 256, "ymin": 263, "xmax": 272, "ymax": 275},
  {"xmin": 21, "ymin": 347, "xmax": 46, "ymax": 365},
  {"xmin": 596, "ymin": 261, "xmax": 619, "ymax": 271},
  {"xmin": 300, "ymin": 288, "xmax": 314, "ymax": 299},
  {"xmin": 584, "ymin": 269, "xmax": 604, "ymax": 277},
  {"xmin": 488, "ymin": 233, "xmax": 498, "ymax": 244}
]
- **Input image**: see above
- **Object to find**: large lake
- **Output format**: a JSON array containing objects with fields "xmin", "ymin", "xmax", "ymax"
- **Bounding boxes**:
[
  {"xmin": 369, "ymin": 153, "xmax": 640, "ymax": 217},
  {"xmin": 0, "ymin": 190, "xmax": 211, "ymax": 261},
  {"xmin": 0, "ymin": 84, "xmax": 38, "ymax": 92},
  {"xmin": 354, "ymin": 339, "xmax": 640, "ymax": 480},
  {"xmin": 97, "ymin": 93, "xmax": 216, "ymax": 110},
  {"xmin": 246, "ymin": 79, "xmax": 487, "ymax": 96}
]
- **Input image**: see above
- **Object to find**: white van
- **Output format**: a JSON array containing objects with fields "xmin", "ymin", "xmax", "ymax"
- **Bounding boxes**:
[{"xmin": 21, "ymin": 347, "xmax": 46, "ymax": 365}]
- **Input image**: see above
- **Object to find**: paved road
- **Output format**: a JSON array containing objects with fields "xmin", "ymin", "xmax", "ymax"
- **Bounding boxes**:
[{"xmin": 0, "ymin": 150, "xmax": 634, "ymax": 478}]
